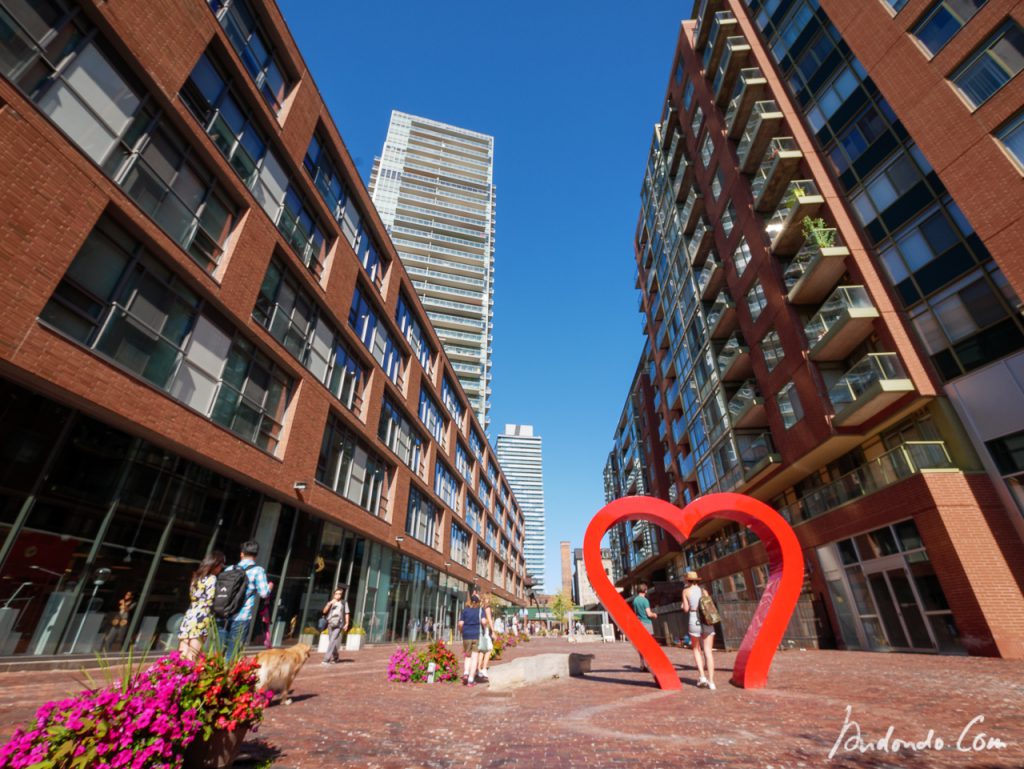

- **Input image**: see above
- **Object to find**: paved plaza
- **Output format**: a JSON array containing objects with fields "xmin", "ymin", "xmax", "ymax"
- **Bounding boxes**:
[{"xmin": 0, "ymin": 638, "xmax": 1022, "ymax": 768}]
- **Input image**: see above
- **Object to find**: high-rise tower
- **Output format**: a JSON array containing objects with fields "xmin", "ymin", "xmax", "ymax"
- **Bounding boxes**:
[
  {"xmin": 497, "ymin": 425, "xmax": 547, "ymax": 588},
  {"xmin": 369, "ymin": 111, "xmax": 496, "ymax": 429}
]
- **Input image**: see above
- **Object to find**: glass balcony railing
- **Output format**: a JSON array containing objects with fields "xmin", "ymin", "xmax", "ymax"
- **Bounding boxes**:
[
  {"xmin": 804, "ymin": 285, "xmax": 875, "ymax": 349},
  {"xmin": 672, "ymin": 415, "xmax": 686, "ymax": 444},
  {"xmin": 752, "ymin": 137, "xmax": 800, "ymax": 207},
  {"xmin": 696, "ymin": 255, "xmax": 721, "ymax": 297},
  {"xmin": 706, "ymin": 291, "xmax": 735, "ymax": 336},
  {"xmin": 688, "ymin": 219, "xmax": 711, "ymax": 261},
  {"xmin": 715, "ymin": 36, "xmax": 751, "ymax": 101},
  {"xmin": 737, "ymin": 100, "xmax": 780, "ymax": 166},
  {"xmin": 679, "ymin": 451, "xmax": 697, "ymax": 481},
  {"xmin": 703, "ymin": 11, "xmax": 736, "ymax": 69},
  {"xmin": 694, "ymin": 0, "xmax": 724, "ymax": 51},
  {"xmin": 680, "ymin": 189, "xmax": 703, "ymax": 231},
  {"xmin": 784, "ymin": 228, "xmax": 841, "ymax": 289},
  {"xmin": 717, "ymin": 333, "xmax": 747, "ymax": 377},
  {"xmin": 780, "ymin": 441, "xmax": 954, "ymax": 524},
  {"xmin": 829, "ymin": 352, "xmax": 907, "ymax": 409},
  {"xmin": 667, "ymin": 379, "xmax": 681, "ymax": 409},
  {"xmin": 728, "ymin": 380, "xmax": 761, "ymax": 422},
  {"xmin": 738, "ymin": 432, "xmax": 777, "ymax": 475},
  {"xmin": 725, "ymin": 67, "xmax": 763, "ymax": 129},
  {"xmin": 766, "ymin": 180, "xmax": 822, "ymax": 252}
]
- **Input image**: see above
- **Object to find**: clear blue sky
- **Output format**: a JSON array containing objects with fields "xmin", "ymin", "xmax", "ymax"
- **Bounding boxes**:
[{"xmin": 278, "ymin": 0, "xmax": 694, "ymax": 592}]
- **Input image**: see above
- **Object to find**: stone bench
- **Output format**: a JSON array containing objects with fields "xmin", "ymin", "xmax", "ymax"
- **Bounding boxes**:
[{"xmin": 487, "ymin": 652, "xmax": 594, "ymax": 692}]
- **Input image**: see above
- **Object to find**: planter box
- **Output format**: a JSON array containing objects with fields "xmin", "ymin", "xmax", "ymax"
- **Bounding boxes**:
[
  {"xmin": 183, "ymin": 726, "xmax": 249, "ymax": 769},
  {"xmin": 345, "ymin": 633, "xmax": 365, "ymax": 651},
  {"xmin": 318, "ymin": 632, "xmax": 330, "ymax": 653}
]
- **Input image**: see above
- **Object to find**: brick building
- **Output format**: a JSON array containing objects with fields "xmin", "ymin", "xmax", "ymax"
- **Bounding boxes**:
[
  {"xmin": 608, "ymin": 0, "xmax": 1024, "ymax": 657},
  {"xmin": 0, "ymin": 0, "xmax": 525, "ymax": 659}
]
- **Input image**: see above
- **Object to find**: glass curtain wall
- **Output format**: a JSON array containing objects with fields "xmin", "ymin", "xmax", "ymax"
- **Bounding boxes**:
[{"xmin": 0, "ymin": 377, "xmax": 469, "ymax": 657}]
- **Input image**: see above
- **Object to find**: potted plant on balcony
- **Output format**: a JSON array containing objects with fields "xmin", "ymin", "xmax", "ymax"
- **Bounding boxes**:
[
  {"xmin": 802, "ymin": 216, "xmax": 836, "ymax": 248},
  {"xmin": 346, "ymin": 625, "xmax": 366, "ymax": 651}
]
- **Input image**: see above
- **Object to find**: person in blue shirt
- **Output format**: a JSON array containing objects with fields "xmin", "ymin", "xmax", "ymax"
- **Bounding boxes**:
[
  {"xmin": 458, "ymin": 594, "xmax": 483, "ymax": 686},
  {"xmin": 631, "ymin": 583, "xmax": 658, "ymax": 673},
  {"xmin": 220, "ymin": 540, "xmax": 272, "ymax": 656}
]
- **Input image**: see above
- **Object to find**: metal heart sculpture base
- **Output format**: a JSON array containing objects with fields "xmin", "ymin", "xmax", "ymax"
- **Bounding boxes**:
[{"xmin": 584, "ymin": 493, "xmax": 804, "ymax": 690}]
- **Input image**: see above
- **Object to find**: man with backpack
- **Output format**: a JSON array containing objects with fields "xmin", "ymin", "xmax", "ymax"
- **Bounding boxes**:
[{"xmin": 214, "ymin": 540, "xmax": 272, "ymax": 656}]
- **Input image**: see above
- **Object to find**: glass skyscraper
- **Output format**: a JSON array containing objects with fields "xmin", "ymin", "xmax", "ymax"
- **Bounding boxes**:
[
  {"xmin": 369, "ymin": 111, "xmax": 496, "ymax": 428},
  {"xmin": 496, "ymin": 425, "xmax": 547, "ymax": 587}
]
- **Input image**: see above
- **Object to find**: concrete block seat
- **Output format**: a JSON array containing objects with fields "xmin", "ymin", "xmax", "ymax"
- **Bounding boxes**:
[{"xmin": 487, "ymin": 652, "xmax": 594, "ymax": 691}]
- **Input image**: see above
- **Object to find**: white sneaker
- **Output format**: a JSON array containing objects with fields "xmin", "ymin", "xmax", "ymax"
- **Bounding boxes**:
[
  {"xmin": 697, "ymin": 677, "xmax": 708, "ymax": 688},
  {"xmin": 708, "ymin": 681, "xmax": 717, "ymax": 690}
]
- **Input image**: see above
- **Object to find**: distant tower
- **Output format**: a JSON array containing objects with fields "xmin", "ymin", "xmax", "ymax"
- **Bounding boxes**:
[
  {"xmin": 369, "ymin": 110, "xmax": 495, "ymax": 428},
  {"xmin": 496, "ymin": 425, "xmax": 546, "ymax": 587},
  {"xmin": 560, "ymin": 541, "xmax": 573, "ymax": 598}
]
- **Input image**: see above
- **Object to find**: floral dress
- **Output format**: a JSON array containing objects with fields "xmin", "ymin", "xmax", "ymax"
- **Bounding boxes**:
[{"xmin": 178, "ymin": 574, "xmax": 216, "ymax": 640}]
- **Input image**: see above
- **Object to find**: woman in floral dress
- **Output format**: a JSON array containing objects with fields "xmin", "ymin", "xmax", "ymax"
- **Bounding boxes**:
[{"xmin": 178, "ymin": 551, "xmax": 225, "ymax": 660}]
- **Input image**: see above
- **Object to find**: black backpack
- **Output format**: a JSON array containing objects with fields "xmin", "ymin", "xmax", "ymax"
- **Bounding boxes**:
[{"xmin": 212, "ymin": 563, "xmax": 254, "ymax": 619}]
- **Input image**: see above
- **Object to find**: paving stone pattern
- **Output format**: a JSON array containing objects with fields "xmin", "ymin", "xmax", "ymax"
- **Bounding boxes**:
[{"xmin": 0, "ymin": 639, "xmax": 1022, "ymax": 768}]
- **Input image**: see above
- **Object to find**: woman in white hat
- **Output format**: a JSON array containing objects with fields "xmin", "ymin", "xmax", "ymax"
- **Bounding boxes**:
[{"xmin": 682, "ymin": 570, "xmax": 716, "ymax": 689}]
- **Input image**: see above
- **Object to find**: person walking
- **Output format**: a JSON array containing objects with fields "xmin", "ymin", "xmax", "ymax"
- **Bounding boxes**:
[
  {"xmin": 682, "ymin": 571, "xmax": 717, "ymax": 690},
  {"xmin": 218, "ymin": 541, "xmax": 271, "ymax": 657},
  {"xmin": 476, "ymin": 593, "xmax": 495, "ymax": 683},
  {"xmin": 631, "ymin": 583, "xmax": 658, "ymax": 673},
  {"xmin": 178, "ymin": 551, "xmax": 225, "ymax": 660},
  {"xmin": 458, "ymin": 594, "xmax": 483, "ymax": 686},
  {"xmin": 320, "ymin": 587, "xmax": 349, "ymax": 664},
  {"xmin": 101, "ymin": 590, "xmax": 136, "ymax": 652}
]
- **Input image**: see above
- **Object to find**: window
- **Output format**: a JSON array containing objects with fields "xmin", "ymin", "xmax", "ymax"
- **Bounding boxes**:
[
  {"xmin": 277, "ymin": 186, "xmax": 328, "ymax": 278},
  {"xmin": 450, "ymin": 523, "xmax": 471, "ymax": 568},
  {"xmin": 878, "ymin": 203, "xmax": 968, "ymax": 285},
  {"xmin": 405, "ymin": 487, "xmax": 440, "ymax": 548},
  {"xmin": 209, "ymin": 0, "xmax": 290, "ymax": 112},
  {"xmin": 478, "ymin": 476, "xmax": 492, "ymax": 511},
  {"xmin": 486, "ymin": 521, "xmax": 499, "ymax": 549},
  {"xmin": 732, "ymin": 237, "xmax": 753, "ymax": 276},
  {"xmin": 746, "ymin": 280, "xmax": 768, "ymax": 322},
  {"xmin": 850, "ymin": 151, "xmax": 923, "ymax": 225},
  {"xmin": 951, "ymin": 21, "xmax": 1024, "ymax": 108},
  {"xmin": 884, "ymin": 0, "xmax": 909, "ymax": 12},
  {"xmin": 418, "ymin": 388, "xmax": 446, "ymax": 446},
  {"xmin": 760, "ymin": 330, "xmax": 785, "ymax": 371},
  {"xmin": 40, "ymin": 217, "xmax": 291, "ymax": 453},
  {"xmin": 441, "ymin": 375, "xmax": 464, "ymax": 423},
  {"xmin": 827, "ymin": 103, "xmax": 891, "ymax": 175},
  {"xmin": 770, "ymin": 1, "xmax": 815, "ymax": 63},
  {"xmin": 777, "ymin": 381, "xmax": 804, "ymax": 428},
  {"xmin": 434, "ymin": 460, "xmax": 460, "ymax": 510},
  {"xmin": 348, "ymin": 286, "xmax": 405, "ymax": 385},
  {"xmin": 805, "ymin": 60, "xmax": 866, "ymax": 132},
  {"xmin": 721, "ymin": 201, "xmax": 737, "ymax": 238},
  {"xmin": 456, "ymin": 441, "xmax": 473, "ymax": 482},
  {"xmin": 475, "ymin": 542, "xmax": 490, "ymax": 579},
  {"xmin": 711, "ymin": 169, "xmax": 724, "ymax": 199},
  {"xmin": 396, "ymin": 293, "xmax": 434, "ymax": 373},
  {"xmin": 683, "ymin": 79, "xmax": 695, "ymax": 110},
  {"xmin": 379, "ymin": 397, "xmax": 423, "ymax": 472},
  {"xmin": 466, "ymin": 498, "xmax": 483, "ymax": 534},
  {"xmin": 996, "ymin": 110, "xmax": 1024, "ymax": 170},
  {"xmin": 675, "ymin": 60, "xmax": 685, "ymax": 85},
  {"xmin": 913, "ymin": 1, "xmax": 987, "ymax": 56},
  {"xmin": 692, "ymin": 105, "xmax": 704, "ymax": 137},
  {"xmin": 470, "ymin": 429, "xmax": 484, "ymax": 460},
  {"xmin": 700, "ymin": 133, "xmax": 714, "ymax": 167},
  {"xmin": 316, "ymin": 415, "xmax": 389, "ymax": 516},
  {"xmin": 254, "ymin": 259, "xmax": 365, "ymax": 410}
]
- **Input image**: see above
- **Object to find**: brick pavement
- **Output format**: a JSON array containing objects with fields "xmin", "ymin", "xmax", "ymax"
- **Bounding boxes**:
[{"xmin": 1, "ymin": 638, "xmax": 1022, "ymax": 768}]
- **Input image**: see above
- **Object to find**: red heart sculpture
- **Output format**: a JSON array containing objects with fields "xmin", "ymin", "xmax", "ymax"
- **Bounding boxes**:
[{"xmin": 583, "ymin": 492, "xmax": 804, "ymax": 690}]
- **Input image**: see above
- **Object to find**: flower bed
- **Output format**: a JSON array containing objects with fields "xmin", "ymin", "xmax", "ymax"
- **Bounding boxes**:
[
  {"xmin": 387, "ymin": 640, "xmax": 460, "ymax": 683},
  {"xmin": 0, "ymin": 652, "xmax": 272, "ymax": 768}
]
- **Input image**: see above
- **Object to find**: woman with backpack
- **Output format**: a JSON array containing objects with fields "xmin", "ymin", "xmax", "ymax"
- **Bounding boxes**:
[
  {"xmin": 179, "ymin": 551, "xmax": 226, "ymax": 660},
  {"xmin": 682, "ymin": 570, "xmax": 718, "ymax": 690}
]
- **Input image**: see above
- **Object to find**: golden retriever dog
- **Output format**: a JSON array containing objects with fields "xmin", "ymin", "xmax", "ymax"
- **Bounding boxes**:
[{"xmin": 252, "ymin": 642, "xmax": 311, "ymax": 705}]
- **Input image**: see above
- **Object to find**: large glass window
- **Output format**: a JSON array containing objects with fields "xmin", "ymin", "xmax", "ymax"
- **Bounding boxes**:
[
  {"xmin": 760, "ymin": 330, "xmax": 785, "ymax": 372},
  {"xmin": 434, "ymin": 460, "xmax": 459, "ymax": 510},
  {"xmin": 733, "ymin": 237, "xmax": 753, "ymax": 276},
  {"xmin": 348, "ymin": 286, "xmax": 405, "ymax": 385},
  {"xmin": 441, "ymin": 375, "xmax": 464, "ymax": 424},
  {"xmin": 418, "ymin": 388, "xmax": 446, "ymax": 446},
  {"xmin": 405, "ymin": 487, "xmax": 440, "ymax": 548},
  {"xmin": 746, "ymin": 280, "xmax": 768, "ymax": 323},
  {"xmin": 316, "ymin": 414, "xmax": 389, "ymax": 516},
  {"xmin": 996, "ymin": 109, "xmax": 1024, "ymax": 170},
  {"xmin": 378, "ymin": 397, "xmax": 423, "ymax": 473},
  {"xmin": 850, "ymin": 151, "xmax": 925, "ymax": 225},
  {"xmin": 913, "ymin": 0, "xmax": 988, "ymax": 56},
  {"xmin": 396, "ymin": 293, "xmax": 434, "ymax": 374},
  {"xmin": 777, "ymin": 381, "xmax": 804, "ymax": 428},
  {"xmin": 40, "ymin": 217, "xmax": 290, "ymax": 452},
  {"xmin": 455, "ymin": 441, "xmax": 473, "ymax": 482},
  {"xmin": 254, "ymin": 260, "xmax": 364, "ymax": 411},
  {"xmin": 208, "ymin": 0, "xmax": 290, "ymax": 113},
  {"xmin": 450, "ymin": 522, "xmax": 471, "ymax": 567},
  {"xmin": 951, "ymin": 21, "xmax": 1024, "ymax": 108}
]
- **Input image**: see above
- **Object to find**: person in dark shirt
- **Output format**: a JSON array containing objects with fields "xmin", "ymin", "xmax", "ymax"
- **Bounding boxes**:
[{"xmin": 458, "ymin": 595, "xmax": 483, "ymax": 686}]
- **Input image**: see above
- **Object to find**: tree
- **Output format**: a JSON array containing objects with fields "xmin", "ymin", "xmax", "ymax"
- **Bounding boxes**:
[{"xmin": 549, "ymin": 590, "xmax": 576, "ymax": 632}]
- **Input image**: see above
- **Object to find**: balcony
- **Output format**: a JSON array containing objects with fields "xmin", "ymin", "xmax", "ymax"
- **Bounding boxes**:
[
  {"xmin": 728, "ymin": 380, "xmax": 767, "ymax": 429},
  {"xmin": 703, "ymin": 11, "xmax": 738, "ymax": 76},
  {"xmin": 660, "ymin": 350, "xmax": 675, "ymax": 380},
  {"xmin": 738, "ymin": 432, "xmax": 781, "ymax": 485},
  {"xmin": 767, "ymin": 180, "xmax": 824, "ymax": 255},
  {"xmin": 779, "ymin": 441, "xmax": 955, "ymax": 524},
  {"xmin": 737, "ymin": 100, "xmax": 784, "ymax": 173},
  {"xmin": 680, "ymin": 189, "xmax": 705, "ymax": 233},
  {"xmin": 804, "ymin": 285, "xmax": 880, "ymax": 361},
  {"xmin": 784, "ymin": 228, "xmax": 850, "ymax": 305},
  {"xmin": 687, "ymin": 219, "xmax": 714, "ymax": 266},
  {"xmin": 707, "ymin": 291, "xmax": 737, "ymax": 339},
  {"xmin": 694, "ymin": 0, "xmax": 725, "ymax": 51},
  {"xmin": 714, "ymin": 37, "xmax": 752, "ymax": 106},
  {"xmin": 829, "ymin": 353, "xmax": 914, "ymax": 427},
  {"xmin": 717, "ymin": 333, "xmax": 751, "ymax": 381},
  {"xmin": 726, "ymin": 68, "xmax": 767, "ymax": 139},
  {"xmin": 752, "ymin": 138, "xmax": 803, "ymax": 212},
  {"xmin": 697, "ymin": 255, "xmax": 724, "ymax": 300},
  {"xmin": 673, "ymin": 160, "xmax": 694, "ymax": 202},
  {"xmin": 656, "ymin": 319, "xmax": 670, "ymax": 350}
]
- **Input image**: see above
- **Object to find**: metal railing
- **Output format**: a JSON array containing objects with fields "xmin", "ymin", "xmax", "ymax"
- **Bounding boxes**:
[
  {"xmin": 780, "ymin": 441, "xmax": 954, "ymax": 524},
  {"xmin": 828, "ymin": 353, "xmax": 909, "ymax": 410},
  {"xmin": 725, "ymin": 67, "xmax": 763, "ymax": 127},
  {"xmin": 803, "ymin": 285, "xmax": 873, "ymax": 348},
  {"xmin": 752, "ymin": 137, "xmax": 799, "ymax": 201},
  {"xmin": 737, "ymin": 100, "xmax": 779, "ymax": 164}
]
